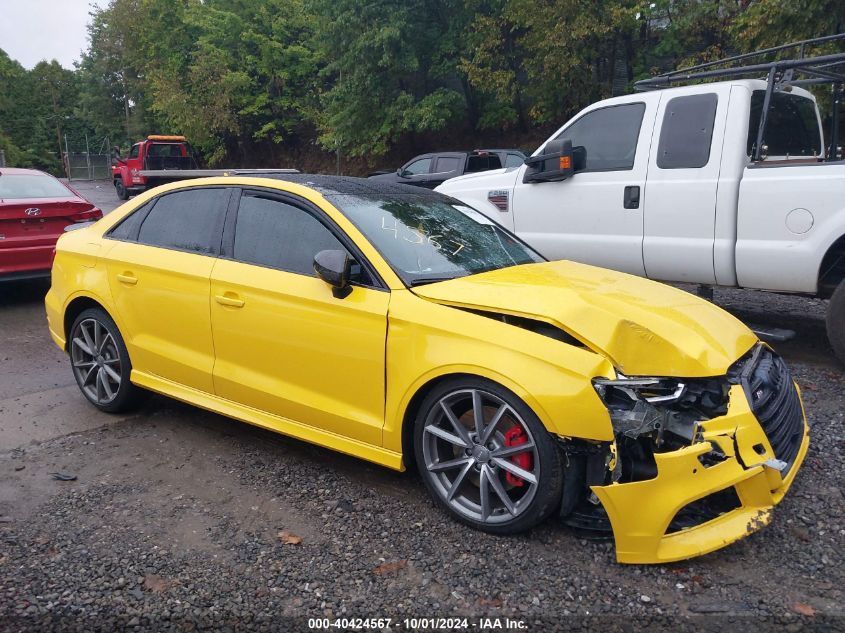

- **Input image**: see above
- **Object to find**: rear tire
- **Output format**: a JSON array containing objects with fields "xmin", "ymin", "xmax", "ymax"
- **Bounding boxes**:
[
  {"xmin": 69, "ymin": 308, "xmax": 142, "ymax": 413},
  {"xmin": 114, "ymin": 179, "xmax": 129, "ymax": 201},
  {"xmin": 827, "ymin": 280, "xmax": 845, "ymax": 365},
  {"xmin": 413, "ymin": 377, "xmax": 563, "ymax": 534}
]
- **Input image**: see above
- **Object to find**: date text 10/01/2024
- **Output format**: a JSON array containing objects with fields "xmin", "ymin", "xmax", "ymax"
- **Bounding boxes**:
[{"xmin": 308, "ymin": 617, "xmax": 528, "ymax": 630}]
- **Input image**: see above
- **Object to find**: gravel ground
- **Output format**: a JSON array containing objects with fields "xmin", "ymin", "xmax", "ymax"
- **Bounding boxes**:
[{"xmin": 0, "ymin": 183, "xmax": 843, "ymax": 632}]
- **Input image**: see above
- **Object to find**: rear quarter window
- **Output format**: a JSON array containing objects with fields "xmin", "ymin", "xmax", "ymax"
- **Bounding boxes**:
[{"xmin": 107, "ymin": 201, "xmax": 154, "ymax": 241}]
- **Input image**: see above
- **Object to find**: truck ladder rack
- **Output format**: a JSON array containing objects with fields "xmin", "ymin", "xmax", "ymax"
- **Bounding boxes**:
[{"xmin": 635, "ymin": 34, "xmax": 845, "ymax": 161}]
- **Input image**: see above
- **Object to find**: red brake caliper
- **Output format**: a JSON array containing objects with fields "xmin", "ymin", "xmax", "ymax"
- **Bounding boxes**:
[{"xmin": 502, "ymin": 426, "xmax": 533, "ymax": 487}]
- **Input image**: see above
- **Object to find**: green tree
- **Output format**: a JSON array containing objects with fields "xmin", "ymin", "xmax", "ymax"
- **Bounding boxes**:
[{"xmin": 310, "ymin": 0, "xmax": 467, "ymax": 157}]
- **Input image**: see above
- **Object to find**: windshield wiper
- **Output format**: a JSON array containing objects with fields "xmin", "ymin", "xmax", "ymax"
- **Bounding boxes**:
[{"xmin": 408, "ymin": 275, "xmax": 465, "ymax": 287}]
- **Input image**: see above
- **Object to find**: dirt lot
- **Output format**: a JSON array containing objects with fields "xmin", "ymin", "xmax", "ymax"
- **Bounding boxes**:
[{"xmin": 1, "ymin": 181, "xmax": 843, "ymax": 631}]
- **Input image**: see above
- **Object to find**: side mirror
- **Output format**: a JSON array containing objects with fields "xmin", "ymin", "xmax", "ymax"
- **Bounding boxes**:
[
  {"xmin": 522, "ymin": 139, "xmax": 585, "ymax": 183},
  {"xmin": 314, "ymin": 249, "xmax": 353, "ymax": 299},
  {"xmin": 396, "ymin": 167, "xmax": 409, "ymax": 178}
]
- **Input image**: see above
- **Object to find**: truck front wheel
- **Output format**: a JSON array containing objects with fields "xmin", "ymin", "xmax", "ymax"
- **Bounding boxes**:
[
  {"xmin": 827, "ymin": 280, "xmax": 845, "ymax": 365},
  {"xmin": 114, "ymin": 179, "xmax": 129, "ymax": 201}
]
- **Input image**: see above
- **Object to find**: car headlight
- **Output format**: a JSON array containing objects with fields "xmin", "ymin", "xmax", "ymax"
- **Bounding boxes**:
[
  {"xmin": 592, "ymin": 375, "xmax": 693, "ymax": 442},
  {"xmin": 592, "ymin": 375, "xmax": 686, "ymax": 408}
]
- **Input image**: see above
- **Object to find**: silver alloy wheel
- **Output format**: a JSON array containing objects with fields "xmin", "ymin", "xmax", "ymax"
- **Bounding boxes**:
[
  {"xmin": 70, "ymin": 317, "xmax": 122, "ymax": 405},
  {"xmin": 422, "ymin": 388, "xmax": 540, "ymax": 524}
]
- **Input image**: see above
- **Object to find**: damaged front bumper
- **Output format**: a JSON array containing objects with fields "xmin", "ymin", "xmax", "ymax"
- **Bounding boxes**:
[{"xmin": 591, "ymin": 383, "xmax": 809, "ymax": 564}]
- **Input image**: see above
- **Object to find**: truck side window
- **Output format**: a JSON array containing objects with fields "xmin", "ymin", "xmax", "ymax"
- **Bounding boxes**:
[
  {"xmin": 404, "ymin": 158, "xmax": 432, "ymax": 175},
  {"xmin": 747, "ymin": 91, "xmax": 822, "ymax": 158},
  {"xmin": 466, "ymin": 154, "xmax": 502, "ymax": 172},
  {"xmin": 434, "ymin": 156, "xmax": 461, "ymax": 173},
  {"xmin": 128, "ymin": 144, "xmax": 140, "ymax": 159},
  {"xmin": 554, "ymin": 103, "xmax": 645, "ymax": 171},
  {"xmin": 657, "ymin": 93, "xmax": 718, "ymax": 169},
  {"xmin": 505, "ymin": 153, "xmax": 524, "ymax": 167}
]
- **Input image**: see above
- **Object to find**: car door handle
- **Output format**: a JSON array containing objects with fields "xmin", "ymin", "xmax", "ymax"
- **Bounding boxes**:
[
  {"xmin": 623, "ymin": 185, "xmax": 640, "ymax": 209},
  {"xmin": 116, "ymin": 273, "xmax": 138, "ymax": 285},
  {"xmin": 215, "ymin": 293, "xmax": 245, "ymax": 308}
]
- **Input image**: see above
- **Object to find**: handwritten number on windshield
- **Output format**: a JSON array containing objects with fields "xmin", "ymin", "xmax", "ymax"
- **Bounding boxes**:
[{"xmin": 381, "ymin": 217, "xmax": 467, "ymax": 256}]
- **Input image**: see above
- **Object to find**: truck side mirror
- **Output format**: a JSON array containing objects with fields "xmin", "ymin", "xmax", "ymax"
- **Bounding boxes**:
[{"xmin": 522, "ymin": 139, "xmax": 585, "ymax": 183}]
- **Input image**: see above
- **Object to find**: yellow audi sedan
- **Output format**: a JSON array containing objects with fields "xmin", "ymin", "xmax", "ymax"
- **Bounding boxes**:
[{"xmin": 45, "ymin": 175, "xmax": 808, "ymax": 564}]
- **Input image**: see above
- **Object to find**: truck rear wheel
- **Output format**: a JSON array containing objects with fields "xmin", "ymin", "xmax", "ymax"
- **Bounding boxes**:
[
  {"xmin": 114, "ymin": 179, "xmax": 129, "ymax": 201},
  {"xmin": 827, "ymin": 280, "xmax": 845, "ymax": 365}
]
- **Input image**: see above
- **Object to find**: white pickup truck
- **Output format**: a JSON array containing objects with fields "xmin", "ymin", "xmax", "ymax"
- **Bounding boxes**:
[{"xmin": 437, "ymin": 68, "xmax": 845, "ymax": 362}]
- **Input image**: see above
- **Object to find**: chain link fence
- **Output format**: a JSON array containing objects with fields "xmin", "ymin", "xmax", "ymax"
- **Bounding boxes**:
[
  {"xmin": 64, "ymin": 152, "xmax": 111, "ymax": 181},
  {"xmin": 61, "ymin": 135, "xmax": 113, "ymax": 181}
]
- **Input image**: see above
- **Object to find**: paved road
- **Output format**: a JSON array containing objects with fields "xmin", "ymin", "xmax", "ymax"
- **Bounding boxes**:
[
  {"xmin": 0, "ymin": 181, "xmax": 125, "ymax": 448},
  {"xmin": 0, "ymin": 180, "xmax": 842, "ymax": 629}
]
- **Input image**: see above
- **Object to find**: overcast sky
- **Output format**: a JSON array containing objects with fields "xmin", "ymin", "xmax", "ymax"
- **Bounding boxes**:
[{"xmin": 0, "ymin": 0, "xmax": 108, "ymax": 69}]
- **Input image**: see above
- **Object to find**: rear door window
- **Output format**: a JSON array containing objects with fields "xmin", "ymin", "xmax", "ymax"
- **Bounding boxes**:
[
  {"xmin": 657, "ymin": 93, "xmax": 718, "ymax": 169},
  {"xmin": 434, "ymin": 156, "xmax": 461, "ymax": 173},
  {"xmin": 748, "ymin": 91, "xmax": 822, "ymax": 157},
  {"xmin": 136, "ymin": 188, "xmax": 229, "ymax": 255},
  {"xmin": 555, "ymin": 103, "xmax": 646, "ymax": 171}
]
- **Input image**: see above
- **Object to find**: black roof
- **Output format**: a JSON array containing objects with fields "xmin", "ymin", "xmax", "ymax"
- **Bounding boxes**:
[{"xmin": 258, "ymin": 173, "xmax": 442, "ymax": 197}]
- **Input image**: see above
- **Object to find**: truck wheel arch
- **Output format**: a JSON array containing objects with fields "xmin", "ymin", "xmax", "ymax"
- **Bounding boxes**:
[
  {"xmin": 818, "ymin": 234, "xmax": 845, "ymax": 299},
  {"xmin": 828, "ymin": 282, "xmax": 845, "ymax": 365}
]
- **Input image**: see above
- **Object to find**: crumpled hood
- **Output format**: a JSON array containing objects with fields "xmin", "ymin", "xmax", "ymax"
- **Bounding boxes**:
[{"xmin": 412, "ymin": 260, "xmax": 757, "ymax": 377}]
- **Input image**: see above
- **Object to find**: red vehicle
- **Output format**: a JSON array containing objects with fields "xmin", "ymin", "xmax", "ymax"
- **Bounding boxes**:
[
  {"xmin": 0, "ymin": 168, "xmax": 102, "ymax": 281},
  {"xmin": 112, "ymin": 135, "xmax": 198, "ymax": 200}
]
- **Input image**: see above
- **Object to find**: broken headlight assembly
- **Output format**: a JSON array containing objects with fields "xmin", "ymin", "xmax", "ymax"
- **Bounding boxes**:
[{"xmin": 591, "ymin": 374, "xmax": 731, "ymax": 483}]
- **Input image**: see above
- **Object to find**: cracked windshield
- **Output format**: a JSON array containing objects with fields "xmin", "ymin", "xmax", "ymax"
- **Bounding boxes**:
[{"xmin": 330, "ymin": 194, "xmax": 544, "ymax": 285}]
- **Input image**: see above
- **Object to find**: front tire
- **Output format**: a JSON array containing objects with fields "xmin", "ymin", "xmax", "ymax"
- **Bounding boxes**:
[
  {"xmin": 828, "ymin": 280, "xmax": 845, "ymax": 365},
  {"xmin": 69, "ymin": 308, "xmax": 142, "ymax": 413},
  {"xmin": 413, "ymin": 377, "xmax": 563, "ymax": 534},
  {"xmin": 114, "ymin": 179, "xmax": 130, "ymax": 201}
]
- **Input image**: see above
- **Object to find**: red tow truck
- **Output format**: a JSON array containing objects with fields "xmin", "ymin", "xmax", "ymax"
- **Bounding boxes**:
[{"xmin": 111, "ymin": 135, "xmax": 199, "ymax": 200}]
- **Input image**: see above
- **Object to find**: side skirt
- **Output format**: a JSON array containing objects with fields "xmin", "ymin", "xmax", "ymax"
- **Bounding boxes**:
[{"xmin": 131, "ymin": 370, "xmax": 404, "ymax": 471}]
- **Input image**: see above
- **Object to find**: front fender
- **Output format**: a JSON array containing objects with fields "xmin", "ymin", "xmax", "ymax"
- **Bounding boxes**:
[{"xmin": 383, "ymin": 291, "xmax": 615, "ymax": 455}]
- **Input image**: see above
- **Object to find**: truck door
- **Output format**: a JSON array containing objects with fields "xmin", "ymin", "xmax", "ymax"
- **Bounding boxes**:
[
  {"xmin": 642, "ymin": 86, "xmax": 729, "ymax": 284},
  {"xmin": 398, "ymin": 155, "xmax": 438, "ymax": 188},
  {"xmin": 123, "ymin": 143, "xmax": 142, "ymax": 187},
  {"xmin": 510, "ymin": 98, "xmax": 659, "ymax": 276}
]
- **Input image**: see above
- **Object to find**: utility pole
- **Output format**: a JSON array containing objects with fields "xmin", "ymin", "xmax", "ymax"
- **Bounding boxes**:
[
  {"xmin": 336, "ymin": 69, "xmax": 342, "ymax": 175},
  {"xmin": 84, "ymin": 132, "xmax": 92, "ymax": 180},
  {"xmin": 46, "ymin": 77, "xmax": 70, "ymax": 180},
  {"xmin": 121, "ymin": 75, "xmax": 131, "ymax": 144},
  {"xmin": 336, "ymin": 140, "xmax": 341, "ymax": 176},
  {"xmin": 64, "ymin": 134, "xmax": 70, "ymax": 181}
]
